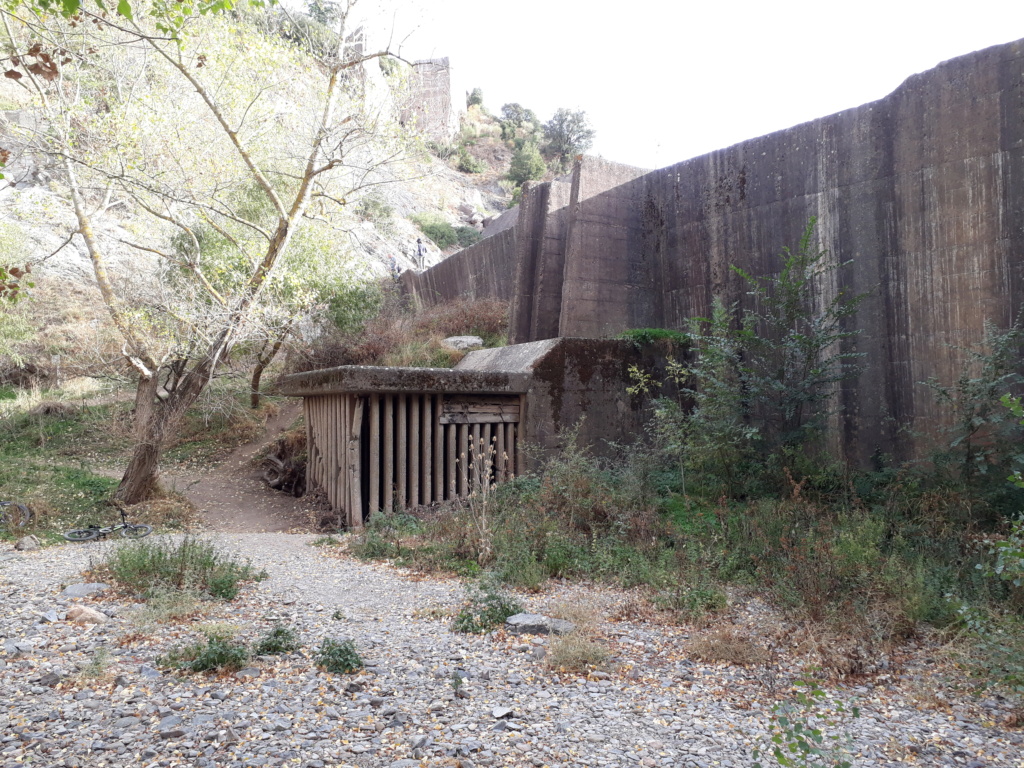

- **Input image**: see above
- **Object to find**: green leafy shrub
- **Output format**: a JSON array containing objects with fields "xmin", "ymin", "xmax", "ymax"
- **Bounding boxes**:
[
  {"xmin": 315, "ymin": 638, "xmax": 363, "ymax": 674},
  {"xmin": 105, "ymin": 536, "xmax": 267, "ymax": 601},
  {"xmin": 410, "ymin": 213, "xmax": 483, "ymax": 250},
  {"xmin": 159, "ymin": 636, "xmax": 251, "ymax": 673},
  {"xmin": 457, "ymin": 148, "xmax": 486, "ymax": 174},
  {"xmin": 507, "ymin": 142, "xmax": 546, "ymax": 185},
  {"xmin": 752, "ymin": 679, "xmax": 859, "ymax": 768},
  {"xmin": 467, "ymin": 87, "xmax": 483, "ymax": 107},
  {"xmin": 452, "ymin": 575, "xmax": 522, "ymax": 633},
  {"xmin": 253, "ymin": 624, "xmax": 300, "ymax": 656},
  {"xmin": 618, "ymin": 327, "xmax": 689, "ymax": 348}
]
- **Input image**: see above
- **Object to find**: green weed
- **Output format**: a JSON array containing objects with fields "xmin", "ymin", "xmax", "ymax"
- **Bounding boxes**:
[
  {"xmin": 105, "ymin": 536, "xmax": 267, "ymax": 601},
  {"xmin": 315, "ymin": 638, "xmax": 362, "ymax": 674}
]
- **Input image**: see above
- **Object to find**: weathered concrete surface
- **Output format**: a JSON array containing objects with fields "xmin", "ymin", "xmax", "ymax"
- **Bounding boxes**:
[
  {"xmin": 401, "ymin": 226, "xmax": 517, "ymax": 311},
  {"xmin": 553, "ymin": 39, "xmax": 1024, "ymax": 464},
  {"xmin": 463, "ymin": 338, "xmax": 684, "ymax": 466},
  {"xmin": 405, "ymin": 40, "xmax": 1024, "ymax": 465},
  {"xmin": 457, "ymin": 338, "xmax": 560, "ymax": 374},
  {"xmin": 400, "ymin": 58, "xmax": 461, "ymax": 143},
  {"xmin": 273, "ymin": 365, "xmax": 531, "ymax": 397}
]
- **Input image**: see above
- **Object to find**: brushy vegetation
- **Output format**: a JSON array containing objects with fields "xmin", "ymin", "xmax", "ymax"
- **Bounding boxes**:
[
  {"xmin": 451, "ymin": 575, "xmax": 522, "ymax": 633},
  {"xmin": 159, "ymin": 623, "xmax": 301, "ymax": 674},
  {"xmin": 292, "ymin": 294, "xmax": 508, "ymax": 372},
  {"xmin": 105, "ymin": 536, "xmax": 267, "ymax": 600},
  {"xmin": 315, "ymin": 638, "xmax": 363, "ymax": 674},
  {"xmin": 410, "ymin": 212, "xmax": 481, "ymax": 251},
  {"xmin": 349, "ymin": 224, "xmax": 1024, "ymax": 694},
  {"xmin": 253, "ymin": 624, "xmax": 301, "ymax": 656},
  {"xmin": 0, "ymin": 375, "xmax": 273, "ymax": 538}
]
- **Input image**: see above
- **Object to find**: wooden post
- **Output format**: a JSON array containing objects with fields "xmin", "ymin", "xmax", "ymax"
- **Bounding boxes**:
[
  {"xmin": 483, "ymin": 423, "xmax": 493, "ymax": 490},
  {"xmin": 369, "ymin": 394, "xmax": 380, "ymax": 516},
  {"xmin": 348, "ymin": 397, "xmax": 364, "ymax": 528},
  {"xmin": 397, "ymin": 394, "xmax": 407, "ymax": 509},
  {"xmin": 506, "ymin": 421, "xmax": 516, "ymax": 480},
  {"xmin": 433, "ymin": 395, "xmax": 444, "ymax": 502},
  {"xmin": 446, "ymin": 424, "xmax": 456, "ymax": 500},
  {"xmin": 383, "ymin": 395, "xmax": 394, "ymax": 513},
  {"xmin": 458, "ymin": 423, "xmax": 469, "ymax": 497},
  {"xmin": 422, "ymin": 396, "xmax": 432, "ymax": 506},
  {"xmin": 471, "ymin": 423, "xmax": 482, "ymax": 494},
  {"xmin": 409, "ymin": 395, "xmax": 420, "ymax": 508},
  {"xmin": 495, "ymin": 423, "xmax": 506, "ymax": 482}
]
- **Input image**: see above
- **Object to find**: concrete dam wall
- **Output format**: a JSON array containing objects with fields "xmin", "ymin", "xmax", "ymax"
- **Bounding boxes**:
[{"xmin": 403, "ymin": 38, "xmax": 1024, "ymax": 465}]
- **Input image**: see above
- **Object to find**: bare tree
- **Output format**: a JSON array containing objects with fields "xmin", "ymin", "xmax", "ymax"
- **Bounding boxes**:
[{"xmin": 1, "ymin": 0, "xmax": 407, "ymax": 502}]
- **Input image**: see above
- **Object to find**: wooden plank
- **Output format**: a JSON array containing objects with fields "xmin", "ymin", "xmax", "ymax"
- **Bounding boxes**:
[
  {"xmin": 433, "ymin": 395, "xmax": 443, "ymax": 502},
  {"xmin": 458, "ymin": 423, "xmax": 468, "ymax": 497},
  {"xmin": 422, "ymin": 396, "xmax": 432, "ymax": 505},
  {"xmin": 348, "ymin": 397, "xmax": 364, "ymax": 528},
  {"xmin": 439, "ymin": 412, "xmax": 520, "ymax": 425},
  {"xmin": 397, "ymin": 394, "xmax": 407, "ymax": 508},
  {"xmin": 339, "ymin": 395, "xmax": 348, "ymax": 521},
  {"xmin": 446, "ymin": 424, "xmax": 456, "ymax": 500},
  {"xmin": 383, "ymin": 395, "xmax": 394, "ymax": 513},
  {"xmin": 369, "ymin": 395, "xmax": 380, "ymax": 515},
  {"xmin": 409, "ymin": 395, "xmax": 420, "ymax": 507}
]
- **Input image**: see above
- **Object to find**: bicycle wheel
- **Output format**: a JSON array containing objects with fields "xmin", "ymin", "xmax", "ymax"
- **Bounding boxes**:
[
  {"xmin": 0, "ymin": 502, "xmax": 33, "ymax": 528},
  {"xmin": 64, "ymin": 528, "xmax": 100, "ymax": 542},
  {"xmin": 119, "ymin": 524, "xmax": 153, "ymax": 539}
]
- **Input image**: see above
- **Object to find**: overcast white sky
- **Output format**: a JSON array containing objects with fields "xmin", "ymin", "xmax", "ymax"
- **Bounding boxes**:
[{"xmin": 359, "ymin": 0, "xmax": 1024, "ymax": 169}]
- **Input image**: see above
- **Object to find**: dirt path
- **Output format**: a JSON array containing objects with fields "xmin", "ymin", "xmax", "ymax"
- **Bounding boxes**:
[{"xmin": 167, "ymin": 402, "xmax": 318, "ymax": 533}]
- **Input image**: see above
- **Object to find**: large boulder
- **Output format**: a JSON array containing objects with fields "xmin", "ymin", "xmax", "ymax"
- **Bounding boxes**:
[
  {"xmin": 442, "ymin": 336, "xmax": 484, "ymax": 351},
  {"xmin": 504, "ymin": 613, "xmax": 575, "ymax": 636}
]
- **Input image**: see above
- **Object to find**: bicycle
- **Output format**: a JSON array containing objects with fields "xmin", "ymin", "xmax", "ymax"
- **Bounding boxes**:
[
  {"xmin": 64, "ymin": 508, "xmax": 153, "ymax": 542},
  {"xmin": 0, "ymin": 501, "xmax": 33, "ymax": 529}
]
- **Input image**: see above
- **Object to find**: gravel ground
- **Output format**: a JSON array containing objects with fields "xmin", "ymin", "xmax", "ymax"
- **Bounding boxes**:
[{"xmin": 1, "ymin": 533, "xmax": 1021, "ymax": 768}]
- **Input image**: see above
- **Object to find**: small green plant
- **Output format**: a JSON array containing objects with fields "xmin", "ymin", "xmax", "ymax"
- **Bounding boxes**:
[
  {"xmin": 507, "ymin": 142, "xmax": 546, "ymax": 186},
  {"xmin": 450, "ymin": 670, "xmax": 464, "ymax": 693},
  {"xmin": 457, "ymin": 147, "xmax": 486, "ymax": 174},
  {"xmin": 752, "ymin": 679, "xmax": 859, "ymax": 768},
  {"xmin": 451, "ymin": 574, "xmax": 522, "ymax": 633},
  {"xmin": 315, "ymin": 638, "xmax": 363, "ymax": 674},
  {"xmin": 331, "ymin": 609, "xmax": 345, "ymax": 621},
  {"xmin": 924, "ymin": 317, "xmax": 1024, "ymax": 483},
  {"xmin": 617, "ymin": 327, "xmax": 689, "ymax": 349},
  {"xmin": 253, "ymin": 624, "xmax": 300, "ymax": 656},
  {"xmin": 77, "ymin": 646, "xmax": 112, "ymax": 680},
  {"xmin": 311, "ymin": 535, "xmax": 341, "ymax": 547},
  {"xmin": 410, "ymin": 213, "xmax": 458, "ymax": 249},
  {"xmin": 467, "ymin": 87, "xmax": 483, "ymax": 107},
  {"xmin": 159, "ymin": 636, "xmax": 251, "ymax": 674}
]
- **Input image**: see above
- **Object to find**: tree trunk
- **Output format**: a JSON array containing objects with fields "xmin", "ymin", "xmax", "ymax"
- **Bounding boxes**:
[
  {"xmin": 250, "ymin": 336, "xmax": 286, "ymax": 409},
  {"xmin": 114, "ymin": 357, "xmax": 215, "ymax": 504},
  {"xmin": 250, "ymin": 363, "xmax": 266, "ymax": 410}
]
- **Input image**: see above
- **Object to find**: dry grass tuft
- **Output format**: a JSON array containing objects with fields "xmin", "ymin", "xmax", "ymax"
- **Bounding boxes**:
[
  {"xmin": 684, "ymin": 626, "xmax": 771, "ymax": 666},
  {"xmin": 126, "ymin": 491, "xmax": 201, "ymax": 530},
  {"xmin": 547, "ymin": 631, "xmax": 610, "ymax": 672},
  {"xmin": 28, "ymin": 400, "xmax": 78, "ymax": 417},
  {"xmin": 545, "ymin": 599, "xmax": 601, "ymax": 632}
]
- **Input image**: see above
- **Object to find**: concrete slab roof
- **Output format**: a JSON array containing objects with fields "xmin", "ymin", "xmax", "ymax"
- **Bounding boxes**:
[{"xmin": 273, "ymin": 365, "xmax": 532, "ymax": 397}]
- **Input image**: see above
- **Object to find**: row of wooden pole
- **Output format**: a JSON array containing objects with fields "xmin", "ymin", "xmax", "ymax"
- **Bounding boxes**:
[{"xmin": 304, "ymin": 393, "xmax": 522, "ymax": 527}]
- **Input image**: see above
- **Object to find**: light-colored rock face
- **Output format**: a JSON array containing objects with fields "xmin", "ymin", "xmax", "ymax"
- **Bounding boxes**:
[{"xmin": 440, "ymin": 335, "xmax": 484, "ymax": 351}]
